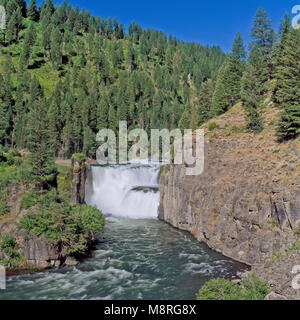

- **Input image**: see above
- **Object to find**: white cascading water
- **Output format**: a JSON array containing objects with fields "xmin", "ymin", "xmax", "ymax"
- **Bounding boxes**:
[{"xmin": 86, "ymin": 161, "xmax": 161, "ymax": 219}]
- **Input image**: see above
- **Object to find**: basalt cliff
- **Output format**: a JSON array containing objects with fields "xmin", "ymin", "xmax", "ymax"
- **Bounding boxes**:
[{"xmin": 159, "ymin": 102, "xmax": 300, "ymax": 267}]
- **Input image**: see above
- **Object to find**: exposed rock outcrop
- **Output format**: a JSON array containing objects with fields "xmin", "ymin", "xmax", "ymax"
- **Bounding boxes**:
[
  {"xmin": 160, "ymin": 167, "xmax": 294, "ymax": 265},
  {"xmin": 159, "ymin": 162, "xmax": 299, "ymax": 266},
  {"xmin": 264, "ymin": 292, "xmax": 289, "ymax": 300},
  {"xmin": 70, "ymin": 154, "xmax": 87, "ymax": 205},
  {"xmin": 0, "ymin": 196, "xmax": 63, "ymax": 269},
  {"xmin": 158, "ymin": 104, "xmax": 300, "ymax": 266},
  {"xmin": 253, "ymin": 252, "xmax": 300, "ymax": 300},
  {"xmin": 0, "ymin": 224, "xmax": 62, "ymax": 269}
]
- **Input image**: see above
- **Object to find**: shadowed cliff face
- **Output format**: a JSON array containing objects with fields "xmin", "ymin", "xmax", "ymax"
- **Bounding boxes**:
[
  {"xmin": 70, "ymin": 156, "xmax": 87, "ymax": 206},
  {"xmin": 158, "ymin": 104, "xmax": 300, "ymax": 266}
]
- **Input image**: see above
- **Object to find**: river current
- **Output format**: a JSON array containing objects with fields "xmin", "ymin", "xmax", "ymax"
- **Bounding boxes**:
[{"xmin": 0, "ymin": 162, "xmax": 245, "ymax": 300}]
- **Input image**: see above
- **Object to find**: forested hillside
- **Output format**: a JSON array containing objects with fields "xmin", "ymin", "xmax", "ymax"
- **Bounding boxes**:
[
  {"xmin": 0, "ymin": 1, "xmax": 299, "ymax": 161},
  {"xmin": 0, "ymin": 0, "xmax": 226, "ymax": 159}
]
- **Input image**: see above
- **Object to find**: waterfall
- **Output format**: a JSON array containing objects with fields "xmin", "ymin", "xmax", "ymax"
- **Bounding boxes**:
[{"xmin": 85, "ymin": 161, "xmax": 161, "ymax": 219}]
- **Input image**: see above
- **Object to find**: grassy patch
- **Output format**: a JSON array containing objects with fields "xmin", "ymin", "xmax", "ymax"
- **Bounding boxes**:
[
  {"xmin": 72, "ymin": 153, "xmax": 87, "ymax": 162},
  {"xmin": 231, "ymin": 125, "xmax": 245, "ymax": 134},
  {"xmin": 264, "ymin": 239, "xmax": 300, "ymax": 268}
]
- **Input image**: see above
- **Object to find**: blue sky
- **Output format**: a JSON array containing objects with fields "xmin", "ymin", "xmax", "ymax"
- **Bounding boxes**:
[{"xmin": 35, "ymin": 0, "xmax": 298, "ymax": 52}]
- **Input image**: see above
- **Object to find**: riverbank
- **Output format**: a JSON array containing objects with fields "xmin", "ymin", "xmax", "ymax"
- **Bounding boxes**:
[
  {"xmin": 0, "ymin": 217, "xmax": 248, "ymax": 300},
  {"xmin": 6, "ymin": 268, "xmax": 45, "ymax": 277}
]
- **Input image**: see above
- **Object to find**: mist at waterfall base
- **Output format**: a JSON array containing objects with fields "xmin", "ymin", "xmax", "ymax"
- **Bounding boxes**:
[
  {"xmin": 85, "ymin": 161, "xmax": 160, "ymax": 219},
  {"xmin": 0, "ymin": 162, "xmax": 246, "ymax": 300}
]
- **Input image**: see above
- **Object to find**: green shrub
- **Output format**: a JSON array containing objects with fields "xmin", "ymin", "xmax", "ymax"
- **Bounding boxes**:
[
  {"xmin": 20, "ymin": 153, "xmax": 58, "ymax": 190},
  {"xmin": 208, "ymin": 122, "xmax": 219, "ymax": 131},
  {"xmin": 73, "ymin": 205, "xmax": 105, "ymax": 236},
  {"xmin": 0, "ymin": 199, "xmax": 9, "ymax": 216},
  {"xmin": 0, "ymin": 166, "xmax": 20, "ymax": 188},
  {"xmin": 20, "ymin": 197, "xmax": 105, "ymax": 257},
  {"xmin": 0, "ymin": 186, "xmax": 10, "ymax": 216},
  {"xmin": 20, "ymin": 189, "xmax": 58, "ymax": 211},
  {"xmin": 57, "ymin": 169, "xmax": 71, "ymax": 202},
  {"xmin": 196, "ymin": 278, "xmax": 242, "ymax": 300},
  {"xmin": 1, "ymin": 258, "xmax": 11, "ymax": 267},
  {"xmin": 0, "ymin": 234, "xmax": 20, "ymax": 259},
  {"xmin": 6, "ymin": 150, "xmax": 21, "ymax": 166},
  {"xmin": 0, "ymin": 161, "xmax": 9, "ymax": 168},
  {"xmin": 0, "ymin": 147, "xmax": 7, "ymax": 163},
  {"xmin": 20, "ymin": 191, "xmax": 39, "ymax": 210},
  {"xmin": 0, "ymin": 148, "xmax": 22, "ymax": 166},
  {"xmin": 196, "ymin": 275, "xmax": 269, "ymax": 300},
  {"xmin": 241, "ymin": 273, "xmax": 269, "ymax": 300}
]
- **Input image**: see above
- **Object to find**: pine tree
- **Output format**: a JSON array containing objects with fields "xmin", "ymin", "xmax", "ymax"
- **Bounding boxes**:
[
  {"xmin": 198, "ymin": 79, "xmax": 214, "ymax": 125},
  {"xmin": 26, "ymin": 76, "xmax": 45, "ymax": 151},
  {"xmin": 42, "ymin": 0, "xmax": 54, "ymax": 17},
  {"xmin": 127, "ymin": 43, "xmax": 136, "ymax": 71},
  {"xmin": 272, "ymin": 14, "xmax": 291, "ymax": 104},
  {"xmin": 211, "ymin": 62, "xmax": 229, "ymax": 117},
  {"xmin": 41, "ymin": 12, "xmax": 52, "ymax": 54},
  {"xmin": 12, "ymin": 85, "xmax": 26, "ymax": 148},
  {"xmin": 19, "ymin": 22, "xmax": 36, "ymax": 68},
  {"xmin": 108, "ymin": 103, "xmax": 117, "ymax": 132},
  {"xmin": 251, "ymin": 7, "xmax": 275, "ymax": 75},
  {"xmin": 50, "ymin": 27, "xmax": 62, "ymax": 69},
  {"xmin": 274, "ymin": 29, "xmax": 300, "ymax": 139},
  {"xmin": 96, "ymin": 50, "xmax": 110, "ymax": 84},
  {"xmin": 83, "ymin": 126, "xmax": 96, "ymax": 158},
  {"xmin": 0, "ymin": 65, "xmax": 14, "ymax": 146},
  {"xmin": 15, "ymin": 0, "xmax": 26, "ymax": 17},
  {"xmin": 0, "ymin": 73, "xmax": 10, "ymax": 145},
  {"xmin": 6, "ymin": 10, "xmax": 17, "ymax": 44},
  {"xmin": 210, "ymin": 33, "xmax": 246, "ymax": 118},
  {"xmin": 241, "ymin": 43, "xmax": 266, "ymax": 133},
  {"xmin": 178, "ymin": 104, "xmax": 191, "ymax": 132},
  {"xmin": 5, "ymin": 0, "xmax": 17, "ymax": 21},
  {"xmin": 15, "ymin": 6, "xmax": 22, "ymax": 39},
  {"xmin": 47, "ymin": 85, "xmax": 62, "ymax": 156},
  {"xmin": 24, "ymin": 77, "xmax": 57, "ymax": 189},
  {"xmin": 97, "ymin": 97, "xmax": 109, "ymax": 131},
  {"xmin": 27, "ymin": 0, "xmax": 38, "ymax": 21},
  {"xmin": 225, "ymin": 32, "xmax": 246, "ymax": 107}
]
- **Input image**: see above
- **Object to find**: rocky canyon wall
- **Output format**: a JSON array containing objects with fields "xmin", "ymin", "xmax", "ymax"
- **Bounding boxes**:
[{"xmin": 158, "ymin": 112, "xmax": 300, "ymax": 266}]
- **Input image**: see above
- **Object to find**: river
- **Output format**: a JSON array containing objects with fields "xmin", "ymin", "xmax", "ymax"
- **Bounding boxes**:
[{"xmin": 0, "ymin": 162, "xmax": 245, "ymax": 300}]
